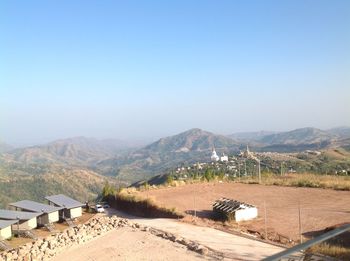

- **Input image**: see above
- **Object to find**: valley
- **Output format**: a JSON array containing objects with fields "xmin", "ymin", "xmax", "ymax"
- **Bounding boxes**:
[{"xmin": 1, "ymin": 126, "xmax": 350, "ymax": 208}]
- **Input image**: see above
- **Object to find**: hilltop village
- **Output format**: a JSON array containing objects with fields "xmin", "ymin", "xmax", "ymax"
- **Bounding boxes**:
[{"xmin": 171, "ymin": 146, "xmax": 350, "ymax": 182}]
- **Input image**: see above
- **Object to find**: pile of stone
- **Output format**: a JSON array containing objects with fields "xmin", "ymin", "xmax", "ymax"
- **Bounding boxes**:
[
  {"xmin": 144, "ymin": 226, "xmax": 213, "ymax": 257},
  {"xmin": 0, "ymin": 215, "xmax": 213, "ymax": 261}
]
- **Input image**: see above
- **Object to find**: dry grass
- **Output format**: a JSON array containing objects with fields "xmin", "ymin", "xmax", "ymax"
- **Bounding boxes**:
[
  {"xmin": 7, "ymin": 236, "xmax": 33, "ymax": 249},
  {"xmin": 136, "ymin": 173, "xmax": 350, "ymax": 192},
  {"xmin": 109, "ymin": 189, "xmax": 183, "ymax": 218},
  {"xmin": 240, "ymin": 173, "xmax": 350, "ymax": 191},
  {"xmin": 307, "ymin": 243, "xmax": 350, "ymax": 260}
]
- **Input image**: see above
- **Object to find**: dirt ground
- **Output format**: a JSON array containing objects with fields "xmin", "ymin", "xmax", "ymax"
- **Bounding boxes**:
[
  {"xmin": 52, "ymin": 226, "xmax": 214, "ymax": 261},
  {"xmin": 139, "ymin": 182, "xmax": 350, "ymax": 242}
]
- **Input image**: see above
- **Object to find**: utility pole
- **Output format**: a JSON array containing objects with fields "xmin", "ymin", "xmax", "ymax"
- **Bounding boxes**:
[
  {"xmin": 244, "ymin": 160, "xmax": 247, "ymax": 176},
  {"xmin": 193, "ymin": 186, "xmax": 196, "ymax": 219},
  {"xmin": 238, "ymin": 163, "xmax": 241, "ymax": 181},
  {"xmin": 258, "ymin": 160, "xmax": 261, "ymax": 184},
  {"xmin": 299, "ymin": 204, "xmax": 302, "ymax": 243},
  {"xmin": 280, "ymin": 162, "xmax": 283, "ymax": 176},
  {"xmin": 264, "ymin": 201, "xmax": 267, "ymax": 240}
]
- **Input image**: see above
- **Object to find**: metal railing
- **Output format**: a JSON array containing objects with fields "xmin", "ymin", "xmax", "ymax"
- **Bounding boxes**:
[{"xmin": 263, "ymin": 223, "xmax": 350, "ymax": 261}]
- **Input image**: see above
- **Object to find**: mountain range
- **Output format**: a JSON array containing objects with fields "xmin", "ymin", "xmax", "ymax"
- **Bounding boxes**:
[{"xmin": 1, "ymin": 126, "xmax": 349, "ymax": 207}]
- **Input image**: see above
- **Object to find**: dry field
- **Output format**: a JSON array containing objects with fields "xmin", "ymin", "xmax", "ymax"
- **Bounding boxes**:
[{"xmin": 139, "ymin": 182, "xmax": 350, "ymax": 242}]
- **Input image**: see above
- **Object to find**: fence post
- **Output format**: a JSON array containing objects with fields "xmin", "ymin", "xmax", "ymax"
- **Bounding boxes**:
[
  {"xmin": 298, "ymin": 201, "xmax": 303, "ymax": 243},
  {"xmin": 264, "ymin": 200, "xmax": 268, "ymax": 240}
]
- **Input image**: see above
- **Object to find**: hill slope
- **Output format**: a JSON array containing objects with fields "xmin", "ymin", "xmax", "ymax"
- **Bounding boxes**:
[
  {"xmin": 0, "ymin": 164, "xmax": 114, "ymax": 208},
  {"xmin": 260, "ymin": 127, "xmax": 334, "ymax": 145},
  {"xmin": 5, "ymin": 136, "xmax": 131, "ymax": 166},
  {"xmin": 97, "ymin": 128, "xmax": 240, "ymax": 182}
]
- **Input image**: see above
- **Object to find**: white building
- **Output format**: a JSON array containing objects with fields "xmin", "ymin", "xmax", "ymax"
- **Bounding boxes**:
[
  {"xmin": 45, "ymin": 194, "xmax": 84, "ymax": 219},
  {"xmin": 220, "ymin": 153, "xmax": 228, "ymax": 162},
  {"xmin": 211, "ymin": 148, "xmax": 219, "ymax": 162},
  {"xmin": 0, "ymin": 209, "xmax": 40, "ymax": 231},
  {"xmin": 9, "ymin": 200, "xmax": 63, "ymax": 226},
  {"xmin": 0, "ymin": 220, "xmax": 17, "ymax": 240}
]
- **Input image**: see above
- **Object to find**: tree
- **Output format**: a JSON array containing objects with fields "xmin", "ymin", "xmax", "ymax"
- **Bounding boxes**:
[
  {"xmin": 166, "ymin": 175, "xmax": 174, "ymax": 184},
  {"xmin": 204, "ymin": 168, "xmax": 214, "ymax": 181},
  {"xmin": 102, "ymin": 182, "xmax": 116, "ymax": 198}
]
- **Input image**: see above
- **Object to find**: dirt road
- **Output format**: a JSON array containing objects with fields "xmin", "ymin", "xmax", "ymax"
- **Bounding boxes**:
[
  {"xmin": 105, "ymin": 209, "xmax": 285, "ymax": 260},
  {"xmin": 52, "ymin": 226, "xmax": 209, "ymax": 261}
]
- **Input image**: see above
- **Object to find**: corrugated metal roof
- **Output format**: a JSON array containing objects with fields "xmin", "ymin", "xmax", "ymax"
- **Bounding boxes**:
[
  {"xmin": 0, "ymin": 220, "xmax": 17, "ymax": 229},
  {"xmin": 9, "ymin": 200, "xmax": 63, "ymax": 214},
  {"xmin": 0, "ymin": 209, "xmax": 42, "ymax": 221},
  {"xmin": 45, "ymin": 194, "xmax": 84, "ymax": 209}
]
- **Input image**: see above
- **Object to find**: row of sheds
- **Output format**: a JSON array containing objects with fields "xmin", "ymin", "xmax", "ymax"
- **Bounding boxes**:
[{"xmin": 0, "ymin": 194, "xmax": 84, "ymax": 240}]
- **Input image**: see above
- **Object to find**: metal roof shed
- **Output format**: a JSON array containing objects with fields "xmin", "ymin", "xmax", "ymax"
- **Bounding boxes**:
[
  {"xmin": 45, "ymin": 194, "xmax": 84, "ymax": 219},
  {"xmin": 0, "ymin": 220, "xmax": 17, "ymax": 240},
  {"xmin": 213, "ymin": 198, "xmax": 258, "ymax": 222},
  {"xmin": 9, "ymin": 200, "xmax": 63, "ymax": 226},
  {"xmin": 0, "ymin": 209, "xmax": 41, "ymax": 230}
]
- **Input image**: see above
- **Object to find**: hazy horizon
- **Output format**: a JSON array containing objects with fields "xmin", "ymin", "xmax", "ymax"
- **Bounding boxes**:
[
  {"xmin": 2, "ymin": 125, "xmax": 349, "ymax": 148},
  {"xmin": 1, "ymin": 1, "xmax": 350, "ymax": 146}
]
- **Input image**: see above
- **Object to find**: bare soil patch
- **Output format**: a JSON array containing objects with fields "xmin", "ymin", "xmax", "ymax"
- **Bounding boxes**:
[
  {"xmin": 139, "ymin": 182, "xmax": 350, "ymax": 242},
  {"xmin": 52, "ymin": 226, "xmax": 213, "ymax": 261}
]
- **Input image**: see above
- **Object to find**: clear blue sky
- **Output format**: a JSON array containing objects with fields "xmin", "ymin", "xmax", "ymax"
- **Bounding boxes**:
[{"xmin": 1, "ymin": 0, "xmax": 349, "ymax": 145}]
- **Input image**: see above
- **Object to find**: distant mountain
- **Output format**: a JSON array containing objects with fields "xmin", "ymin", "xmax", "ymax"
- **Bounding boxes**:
[
  {"xmin": 260, "ymin": 127, "xmax": 334, "ymax": 145},
  {"xmin": 327, "ymin": 126, "xmax": 350, "ymax": 139},
  {"xmin": 145, "ymin": 128, "xmax": 238, "ymax": 153},
  {"xmin": 228, "ymin": 127, "xmax": 347, "ymax": 152},
  {"xmin": 229, "ymin": 131, "xmax": 279, "ymax": 142},
  {"xmin": 2, "ymin": 126, "xmax": 350, "ymax": 200},
  {"xmin": 97, "ymin": 128, "xmax": 240, "ymax": 182},
  {"xmin": 0, "ymin": 142, "xmax": 13, "ymax": 153},
  {"xmin": 5, "ymin": 136, "xmax": 132, "ymax": 166}
]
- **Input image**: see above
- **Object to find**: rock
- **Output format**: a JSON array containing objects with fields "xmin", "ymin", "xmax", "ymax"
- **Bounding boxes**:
[
  {"xmin": 4, "ymin": 252, "xmax": 12, "ymax": 261},
  {"xmin": 67, "ymin": 228, "xmax": 75, "ymax": 238},
  {"xmin": 141, "ymin": 226, "xmax": 150, "ymax": 232},
  {"xmin": 197, "ymin": 245, "xmax": 209, "ymax": 255}
]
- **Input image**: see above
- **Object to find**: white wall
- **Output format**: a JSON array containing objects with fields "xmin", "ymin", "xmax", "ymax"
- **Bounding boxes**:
[
  {"xmin": 48, "ymin": 211, "xmax": 59, "ymax": 223},
  {"xmin": 11, "ymin": 218, "xmax": 37, "ymax": 230},
  {"xmin": 235, "ymin": 207, "xmax": 258, "ymax": 222},
  {"xmin": 0, "ymin": 226, "xmax": 12, "ymax": 240},
  {"xmin": 69, "ymin": 207, "xmax": 82, "ymax": 219}
]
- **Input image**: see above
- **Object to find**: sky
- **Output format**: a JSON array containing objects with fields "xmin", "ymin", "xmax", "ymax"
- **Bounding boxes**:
[{"xmin": 1, "ymin": 0, "xmax": 350, "ymax": 146}]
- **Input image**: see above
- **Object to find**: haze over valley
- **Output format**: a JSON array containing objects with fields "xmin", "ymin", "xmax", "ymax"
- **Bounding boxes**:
[{"xmin": 1, "ymin": 126, "xmax": 350, "ymax": 207}]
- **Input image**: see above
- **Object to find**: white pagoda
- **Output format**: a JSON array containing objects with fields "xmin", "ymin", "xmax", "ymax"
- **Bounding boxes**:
[{"xmin": 211, "ymin": 148, "xmax": 219, "ymax": 162}]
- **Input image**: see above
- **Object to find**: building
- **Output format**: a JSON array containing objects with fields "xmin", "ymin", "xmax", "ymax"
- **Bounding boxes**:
[
  {"xmin": 211, "ymin": 148, "xmax": 219, "ymax": 162},
  {"xmin": 220, "ymin": 153, "xmax": 228, "ymax": 162},
  {"xmin": 213, "ymin": 198, "xmax": 258, "ymax": 222},
  {"xmin": 9, "ymin": 200, "xmax": 62, "ymax": 226},
  {"xmin": 0, "ymin": 220, "xmax": 17, "ymax": 240},
  {"xmin": 0, "ymin": 209, "xmax": 40, "ymax": 230},
  {"xmin": 45, "ymin": 194, "xmax": 84, "ymax": 219}
]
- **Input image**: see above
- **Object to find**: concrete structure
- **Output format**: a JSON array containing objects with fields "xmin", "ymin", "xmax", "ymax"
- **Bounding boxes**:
[
  {"xmin": 213, "ymin": 198, "xmax": 258, "ymax": 222},
  {"xmin": 211, "ymin": 148, "xmax": 219, "ymax": 162},
  {"xmin": 45, "ymin": 194, "xmax": 84, "ymax": 219},
  {"xmin": 0, "ymin": 220, "xmax": 17, "ymax": 240},
  {"xmin": 0, "ymin": 209, "xmax": 40, "ymax": 230},
  {"xmin": 9, "ymin": 200, "xmax": 62, "ymax": 226},
  {"xmin": 220, "ymin": 153, "xmax": 228, "ymax": 162}
]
